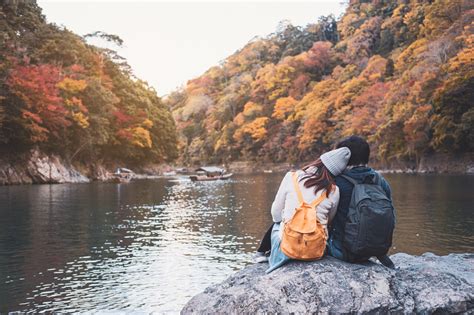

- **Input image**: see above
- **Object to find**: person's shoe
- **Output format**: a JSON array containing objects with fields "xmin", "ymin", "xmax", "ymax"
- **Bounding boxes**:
[
  {"xmin": 377, "ymin": 255, "xmax": 395, "ymax": 269},
  {"xmin": 253, "ymin": 252, "xmax": 268, "ymax": 263}
]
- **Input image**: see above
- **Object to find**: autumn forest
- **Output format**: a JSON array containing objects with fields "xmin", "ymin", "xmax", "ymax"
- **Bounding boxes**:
[
  {"xmin": 1, "ymin": 0, "xmax": 473, "ymax": 168},
  {"xmin": 0, "ymin": 1, "xmax": 178, "ymax": 165}
]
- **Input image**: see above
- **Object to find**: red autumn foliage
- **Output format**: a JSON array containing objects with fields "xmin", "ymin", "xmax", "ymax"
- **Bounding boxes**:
[
  {"xmin": 7, "ymin": 63, "xmax": 71, "ymax": 142},
  {"xmin": 303, "ymin": 41, "xmax": 333, "ymax": 70},
  {"xmin": 113, "ymin": 110, "xmax": 133, "ymax": 125}
]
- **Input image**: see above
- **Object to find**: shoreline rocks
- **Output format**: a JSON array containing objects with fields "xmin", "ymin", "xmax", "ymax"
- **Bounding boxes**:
[
  {"xmin": 182, "ymin": 253, "xmax": 474, "ymax": 314},
  {"xmin": 0, "ymin": 150, "xmax": 90, "ymax": 185},
  {"xmin": 0, "ymin": 149, "xmax": 176, "ymax": 185}
]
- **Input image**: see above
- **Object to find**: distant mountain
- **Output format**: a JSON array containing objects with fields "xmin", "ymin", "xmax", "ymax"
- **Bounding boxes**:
[
  {"xmin": 166, "ymin": 0, "xmax": 473, "ymax": 166},
  {"xmin": 0, "ymin": 1, "xmax": 177, "ymax": 165}
]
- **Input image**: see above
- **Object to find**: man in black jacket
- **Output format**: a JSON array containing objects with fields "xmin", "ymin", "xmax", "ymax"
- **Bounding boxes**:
[{"xmin": 327, "ymin": 136, "xmax": 394, "ymax": 267}]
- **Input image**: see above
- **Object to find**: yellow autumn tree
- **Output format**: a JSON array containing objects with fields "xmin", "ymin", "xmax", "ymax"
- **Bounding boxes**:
[
  {"xmin": 252, "ymin": 63, "xmax": 296, "ymax": 102},
  {"xmin": 56, "ymin": 78, "xmax": 87, "ymax": 93},
  {"xmin": 57, "ymin": 77, "xmax": 89, "ymax": 129},
  {"xmin": 272, "ymin": 96, "xmax": 297, "ymax": 120},
  {"xmin": 242, "ymin": 101, "xmax": 263, "ymax": 118},
  {"xmin": 233, "ymin": 117, "xmax": 269, "ymax": 143},
  {"xmin": 297, "ymin": 79, "xmax": 339, "ymax": 150},
  {"xmin": 130, "ymin": 126, "xmax": 152, "ymax": 148}
]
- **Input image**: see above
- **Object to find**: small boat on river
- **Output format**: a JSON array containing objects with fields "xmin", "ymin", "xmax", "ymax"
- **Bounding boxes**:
[
  {"xmin": 189, "ymin": 166, "xmax": 233, "ymax": 182},
  {"xmin": 111, "ymin": 167, "xmax": 134, "ymax": 183}
]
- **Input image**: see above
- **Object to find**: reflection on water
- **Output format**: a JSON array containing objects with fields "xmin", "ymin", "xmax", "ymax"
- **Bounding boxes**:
[
  {"xmin": 0, "ymin": 174, "xmax": 473, "ymax": 312},
  {"xmin": 389, "ymin": 174, "xmax": 474, "ymax": 255}
]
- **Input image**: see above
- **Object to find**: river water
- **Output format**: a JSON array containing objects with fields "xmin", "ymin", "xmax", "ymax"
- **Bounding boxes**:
[{"xmin": 1, "ymin": 173, "xmax": 473, "ymax": 313}]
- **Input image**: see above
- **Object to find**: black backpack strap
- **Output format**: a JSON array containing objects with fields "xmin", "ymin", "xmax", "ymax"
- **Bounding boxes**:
[
  {"xmin": 377, "ymin": 255, "xmax": 395, "ymax": 269},
  {"xmin": 340, "ymin": 174, "xmax": 358, "ymax": 185},
  {"xmin": 373, "ymin": 172, "xmax": 382, "ymax": 185}
]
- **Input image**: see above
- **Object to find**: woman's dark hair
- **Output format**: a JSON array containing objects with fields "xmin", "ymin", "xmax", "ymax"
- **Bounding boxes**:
[
  {"xmin": 336, "ymin": 135, "xmax": 370, "ymax": 166},
  {"xmin": 300, "ymin": 158, "xmax": 335, "ymax": 197}
]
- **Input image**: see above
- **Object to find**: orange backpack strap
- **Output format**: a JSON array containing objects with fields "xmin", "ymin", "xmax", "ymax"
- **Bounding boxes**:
[
  {"xmin": 310, "ymin": 185, "xmax": 335, "ymax": 208},
  {"xmin": 310, "ymin": 192, "xmax": 326, "ymax": 208},
  {"xmin": 310, "ymin": 184, "xmax": 336, "ymax": 208},
  {"xmin": 292, "ymin": 172, "xmax": 332, "ymax": 208},
  {"xmin": 291, "ymin": 172, "xmax": 304, "ymax": 204}
]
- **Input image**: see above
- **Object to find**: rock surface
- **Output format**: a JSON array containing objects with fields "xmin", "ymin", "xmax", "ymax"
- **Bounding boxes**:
[
  {"xmin": 0, "ymin": 149, "xmax": 170, "ymax": 185},
  {"xmin": 0, "ymin": 150, "xmax": 89, "ymax": 185},
  {"xmin": 182, "ymin": 253, "xmax": 474, "ymax": 314}
]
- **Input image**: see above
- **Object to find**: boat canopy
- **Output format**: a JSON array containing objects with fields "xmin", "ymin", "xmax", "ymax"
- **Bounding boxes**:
[
  {"xmin": 195, "ymin": 166, "xmax": 225, "ymax": 175},
  {"xmin": 116, "ymin": 167, "xmax": 134, "ymax": 174}
]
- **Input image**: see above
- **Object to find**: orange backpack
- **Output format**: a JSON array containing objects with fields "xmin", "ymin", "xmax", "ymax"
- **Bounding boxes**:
[{"xmin": 280, "ymin": 172, "xmax": 328, "ymax": 261}]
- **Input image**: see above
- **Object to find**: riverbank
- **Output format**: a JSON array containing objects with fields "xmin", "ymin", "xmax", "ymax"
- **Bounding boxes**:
[
  {"xmin": 226, "ymin": 152, "xmax": 474, "ymax": 175},
  {"xmin": 1, "ymin": 150, "xmax": 473, "ymax": 185},
  {"xmin": 0, "ymin": 149, "xmax": 169, "ymax": 185}
]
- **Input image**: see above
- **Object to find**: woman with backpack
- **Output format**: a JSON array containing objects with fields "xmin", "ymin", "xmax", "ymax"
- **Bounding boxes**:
[{"xmin": 256, "ymin": 147, "xmax": 351, "ymax": 273}]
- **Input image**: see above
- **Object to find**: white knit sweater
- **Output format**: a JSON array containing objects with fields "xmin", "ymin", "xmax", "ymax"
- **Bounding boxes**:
[{"xmin": 270, "ymin": 170, "xmax": 340, "ymax": 239}]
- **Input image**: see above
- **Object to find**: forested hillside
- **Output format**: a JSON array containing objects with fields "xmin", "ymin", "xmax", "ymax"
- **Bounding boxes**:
[
  {"xmin": 167, "ymin": 0, "xmax": 473, "ymax": 166},
  {"xmin": 0, "ymin": 1, "xmax": 177, "ymax": 165}
]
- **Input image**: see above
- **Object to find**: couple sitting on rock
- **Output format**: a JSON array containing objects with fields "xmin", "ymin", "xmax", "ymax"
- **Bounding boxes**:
[{"xmin": 255, "ymin": 135, "xmax": 395, "ymax": 273}]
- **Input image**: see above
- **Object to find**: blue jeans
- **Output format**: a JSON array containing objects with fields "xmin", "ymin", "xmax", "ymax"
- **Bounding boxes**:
[
  {"xmin": 327, "ymin": 235, "xmax": 345, "ymax": 260},
  {"xmin": 266, "ymin": 223, "xmax": 291, "ymax": 273}
]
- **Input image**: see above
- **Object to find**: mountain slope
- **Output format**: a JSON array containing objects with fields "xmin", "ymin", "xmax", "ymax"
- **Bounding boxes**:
[{"xmin": 167, "ymin": 0, "xmax": 473, "ymax": 166}]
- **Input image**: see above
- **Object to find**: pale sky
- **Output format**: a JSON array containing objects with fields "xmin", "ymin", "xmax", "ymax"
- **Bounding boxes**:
[{"xmin": 38, "ymin": 1, "xmax": 346, "ymax": 96}]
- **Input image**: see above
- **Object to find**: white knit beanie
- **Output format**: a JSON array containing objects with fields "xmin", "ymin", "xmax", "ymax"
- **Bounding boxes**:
[{"xmin": 320, "ymin": 147, "xmax": 351, "ymax": 176}]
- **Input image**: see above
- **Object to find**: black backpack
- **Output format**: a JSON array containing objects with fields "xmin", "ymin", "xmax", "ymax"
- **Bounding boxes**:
[{"xmin": 341, "ymin": 173, "xmax": 395, "ymax": 268}]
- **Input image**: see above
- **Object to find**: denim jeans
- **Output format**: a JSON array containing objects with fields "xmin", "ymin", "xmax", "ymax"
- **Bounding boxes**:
[
  {"xmin": 266, "ymin": 223, "xmax": 292, "ymax": 273},
  {"xmin": 326, "ymin": 235, "xmax": 345, "ymax": 260}
]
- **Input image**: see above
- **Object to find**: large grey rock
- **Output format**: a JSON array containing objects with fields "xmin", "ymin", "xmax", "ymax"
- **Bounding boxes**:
[
  {"xmin": 182, "ymin": 253, "xmax": 474, "ymax": 314},
  {"xmin": 0, "ymin": 149, "xmax": 89, "ymax": 185},
  {"xmin": 25, "ymin": 150, "xmax": 89, "ymax": 184}
]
